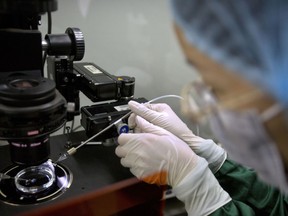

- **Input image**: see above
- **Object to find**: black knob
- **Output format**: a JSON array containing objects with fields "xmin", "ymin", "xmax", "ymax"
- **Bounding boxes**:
[
  {"xmin": 44, "ymin": 27, "xmax": 85, "ymax": 61},
  {"xmin": 65, "ymin": 27, "xmax": 85, "ymax": 61}
]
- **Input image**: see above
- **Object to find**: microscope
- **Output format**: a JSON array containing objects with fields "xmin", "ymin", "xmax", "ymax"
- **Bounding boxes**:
[{"xmin": 0, "ymin": 0, "xmax": 140, "ymax": 205}]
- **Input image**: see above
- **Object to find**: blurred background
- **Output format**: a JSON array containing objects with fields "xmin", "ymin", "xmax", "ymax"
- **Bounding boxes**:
[{"xmin": 40, "ymin": 0, "xmax": 214, "ymax": 138}]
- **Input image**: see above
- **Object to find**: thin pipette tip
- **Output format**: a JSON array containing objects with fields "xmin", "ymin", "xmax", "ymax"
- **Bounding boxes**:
[
  {"xmin": 56, "ymin": 147, "xmax": 77, "ymax": 163},
  {"xmin": 0, "ymin": 173, "xmax": 13, "ymax": 181},
  {"xmin": 56, "ymin": 153, "xmax": 69, "ymax": 163}
]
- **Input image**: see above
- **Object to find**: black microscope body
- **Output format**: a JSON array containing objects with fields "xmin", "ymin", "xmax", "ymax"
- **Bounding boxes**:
[{"xmin": 0, "ymin": 0, "xmax": 136, "ymax": 167}]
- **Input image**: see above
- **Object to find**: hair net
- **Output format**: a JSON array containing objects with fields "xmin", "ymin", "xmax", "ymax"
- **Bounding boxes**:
[{"xmin": 170, "ymin": 0, "xmax": 288, "ymax": 108}]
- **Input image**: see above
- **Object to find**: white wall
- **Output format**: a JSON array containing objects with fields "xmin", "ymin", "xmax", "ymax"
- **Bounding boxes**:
[{"xmin": 41, "ymin": 0, "xmax": 213, "ymax": 137}]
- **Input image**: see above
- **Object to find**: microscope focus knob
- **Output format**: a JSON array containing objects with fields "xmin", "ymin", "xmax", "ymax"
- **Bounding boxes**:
[
  {"xmin": 44, "ymin": 27, "xmax": 85, "ymax": 61},
  {"xmin": 65, "ymin": 27, "xmax": 85, "ymax": 61}
]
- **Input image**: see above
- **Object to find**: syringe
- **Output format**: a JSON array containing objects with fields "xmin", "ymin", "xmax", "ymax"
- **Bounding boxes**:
[{"xmin": 55, "ymin": 95, "xmax": 183, "ymax": 163}]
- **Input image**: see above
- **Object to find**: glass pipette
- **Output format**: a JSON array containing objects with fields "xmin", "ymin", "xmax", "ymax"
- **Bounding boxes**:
[
  {"xmin": 0, "ymin": 173, "xmax": 28, "ymax": 182},
  {"xmin": 56, "ymin": 95, "xmax": 183, "ymax": 163},
  {"xmin": 0, "ymin": 173, "xmax": 13, "ymax": 181}
]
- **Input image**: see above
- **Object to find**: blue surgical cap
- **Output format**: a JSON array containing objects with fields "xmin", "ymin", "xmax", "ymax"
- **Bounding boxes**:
[{"xmin": 170, "ymin": 0, "xmax": 288, "ymax": 108}]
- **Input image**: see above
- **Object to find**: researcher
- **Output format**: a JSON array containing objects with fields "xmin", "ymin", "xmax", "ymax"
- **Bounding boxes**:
[{"xmin": 115, "ymin": 1, "xmax": 288, "ymax": 215}]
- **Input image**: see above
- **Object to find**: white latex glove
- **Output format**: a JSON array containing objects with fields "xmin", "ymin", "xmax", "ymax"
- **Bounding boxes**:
[
  {"xmin": 128, "ymin": 100, "xmax": 226, "ymax": 173},
  {"xmin": 116, "ymin": 116, "xmax": 231, "ymax": 216}
]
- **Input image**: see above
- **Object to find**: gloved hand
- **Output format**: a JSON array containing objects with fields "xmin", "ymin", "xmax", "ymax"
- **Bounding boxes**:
[
  {"xmin": 116, "ymin": 116, "xmax": 231, "ymax": 215},
  {"xmin": 128, "ymin": 100, "xmax": 226, "ymax": 173}
]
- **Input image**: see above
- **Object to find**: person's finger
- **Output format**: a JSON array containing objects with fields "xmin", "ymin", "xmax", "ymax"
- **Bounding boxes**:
[
  {"xmin": 115, "ymin": 145, "xmax": 126, "ymax": 157},
  {"xmin": 134, "ymin": 116, "xmax": 168, "ymax": 135},
  {"xmin": 128, "ymin": 101, "xmax": 160, "ymax": 121},
  {"xmin": 145, "ymin": 103, "xmax": 168, "ymax": 112},
  {"xmin": 128, "ymin": 113, "xmax": 137, "ymax": 128},
  {"xmin": 116, "ymin": 133, "xmax": 142, "ymax": 157},
  {"xmin": 117, "ymin": 133, "xmax": 139, "ymax": 145},
  {"xmin": 119, "ymin": 153, "xmax": 139, "ymax": 168}
]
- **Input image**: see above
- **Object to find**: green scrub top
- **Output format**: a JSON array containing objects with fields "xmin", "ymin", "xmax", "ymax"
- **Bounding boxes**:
[{"xmin": 210, "ymin": 160, "xmax": 288, "ymax": 215}]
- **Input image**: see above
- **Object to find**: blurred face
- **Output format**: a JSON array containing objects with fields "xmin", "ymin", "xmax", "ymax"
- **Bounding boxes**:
[
  {"xmin": 174, "ymin": 23, "xmax": 288, "ymax": 168},
  {"xmin": 173, "ymin": 24, "xmax": 274, "ymax": 112}
]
